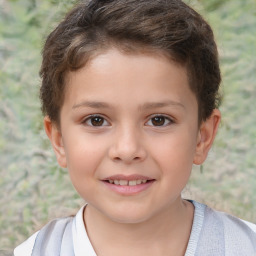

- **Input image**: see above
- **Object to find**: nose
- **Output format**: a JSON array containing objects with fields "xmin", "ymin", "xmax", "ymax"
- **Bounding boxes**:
[{"xmin": 108, "ymin": 125, "xmax": 147, "ymax": 164}]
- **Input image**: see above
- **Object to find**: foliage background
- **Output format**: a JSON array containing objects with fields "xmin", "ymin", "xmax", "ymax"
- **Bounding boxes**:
[{"xmin": 0, "ymin": 0, "xmax": 255, "ymax": 254}]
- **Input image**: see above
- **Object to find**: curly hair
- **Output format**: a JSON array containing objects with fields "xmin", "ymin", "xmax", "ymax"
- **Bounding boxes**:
[{"xmin": 40, "ymin": 0, "xmax": 221, "ymax": 124}]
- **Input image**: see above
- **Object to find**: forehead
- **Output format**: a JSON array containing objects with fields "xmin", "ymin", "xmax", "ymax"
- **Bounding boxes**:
[
  {"xmin": 65, "ymin": 45, "xmax": 187, "ymax": 83},
  {"xmin": 63, "ymin": 48, "xmax": 197, "ymax": 113}
]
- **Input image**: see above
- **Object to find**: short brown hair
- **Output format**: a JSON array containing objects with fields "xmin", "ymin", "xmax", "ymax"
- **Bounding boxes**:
[{"xmin": 40, "ymin": 0, "xmax": 221, "ymax": 124}]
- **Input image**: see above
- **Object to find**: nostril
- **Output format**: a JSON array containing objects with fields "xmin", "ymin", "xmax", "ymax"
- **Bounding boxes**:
[{"xmin": 113, "ymin": 156, "xmax": 122, "ymax": 161}]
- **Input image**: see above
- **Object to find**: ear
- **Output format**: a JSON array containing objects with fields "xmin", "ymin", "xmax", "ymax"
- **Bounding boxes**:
[
  {"xmin": 193, "ymin": 109, "xmax": 221, "ymax": 165},
  {"xmin": 44, "ymin": 116, "xmax": 67, "ymax": 168}
]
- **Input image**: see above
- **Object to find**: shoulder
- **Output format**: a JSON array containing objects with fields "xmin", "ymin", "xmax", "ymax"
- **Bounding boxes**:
[
  {"xmin": 199, "ymin": 202, "xmax": 256, "ymax": 254},
  {"xmin": 242, "ymin": 219, "xmax": 256, "ymax": 233},
  {"xmin": 14, "ymin": 231, "xmax": 38, "ymax": 256},
  {"xmin": 13, "ymin": 204, "xmax": 94, "ymax": 256},
  {"xmin": 13, "ymin": 216, "xmax": 74, "ymax": 256},
  {"xmin": 205, "ymin": 205, "xmax": 256, "ymax": 236}
]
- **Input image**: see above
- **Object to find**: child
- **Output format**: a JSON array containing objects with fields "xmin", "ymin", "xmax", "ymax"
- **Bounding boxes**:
[{"xmin": 14, "ymin": 0, "xmax": 256, "ymax": 255}]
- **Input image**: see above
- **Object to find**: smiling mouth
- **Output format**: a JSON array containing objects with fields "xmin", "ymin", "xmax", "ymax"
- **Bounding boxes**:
[
  {"xmin": 102, "ymin": 175, "xmax": 155, "ymax": 195},
  {"xmin": 105, "ymin": 179, "xmax": 152, "ymax": 186}
]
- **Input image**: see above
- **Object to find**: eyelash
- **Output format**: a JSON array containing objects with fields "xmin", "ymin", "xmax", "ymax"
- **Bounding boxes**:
[{"xmin": 82, "ymin": 114, "xmax": 174, "ymax": 127}]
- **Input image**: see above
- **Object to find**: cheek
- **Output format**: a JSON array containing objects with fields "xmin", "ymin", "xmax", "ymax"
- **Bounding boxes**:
[
  {"xmin": 63, "ymin": 136, "xmax": 106, "ymax": 181},
  {"xmin": 151, "ymin": 132, "xmax": 197, "ymax": 166},
  {"xmin": 64, "ymin": 132, "xmax": 105, "ymax": 162},
  {"xmin": 65, "ymin": 141, "xmax": 103, "ymax": 200},
  {"xmin": 149, "ymin": 131, "xmax": 197, "ymax": 191},
  {"xmin": 158, "ymin": 141, "xmax": 195, "ymax": 191}
]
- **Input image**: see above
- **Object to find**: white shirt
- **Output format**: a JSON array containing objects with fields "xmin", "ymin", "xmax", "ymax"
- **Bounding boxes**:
[{"xmin": 14, "ymin": 201, "xmax": 256, "ymax": 256}]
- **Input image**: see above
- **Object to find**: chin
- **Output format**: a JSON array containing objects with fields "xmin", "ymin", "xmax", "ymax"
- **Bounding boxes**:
[
  {"xmin": 105, "ymin": 206, "xmax": 153, "ymax": 224},
  {"xmin": 111, "ymin": 214, "xmax": 150, "ymax": 224}
]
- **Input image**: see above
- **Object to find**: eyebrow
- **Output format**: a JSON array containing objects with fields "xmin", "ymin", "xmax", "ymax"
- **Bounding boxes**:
[
  {"xmin": 140, "ymin": 100, "xmax": 185, "ymax": 110},
  {"xmin": 72, "ymin": 101, "xmax": 110, "ymax": 109},
  {"xmin": 72, "ymin": 100, "xmax": 185, "ymax": 110}
]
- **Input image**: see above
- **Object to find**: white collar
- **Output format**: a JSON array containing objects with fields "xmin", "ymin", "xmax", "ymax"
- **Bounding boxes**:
[
  {"xmin": 71, "ymin": 201, "xmax": 207, "ymax": 256},
  {"xmin": 72, "ymin": 205, "xmax": 97, "ymax": 256}
]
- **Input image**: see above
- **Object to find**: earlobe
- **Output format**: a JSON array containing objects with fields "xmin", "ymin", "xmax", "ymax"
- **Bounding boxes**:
[
  {"xmin": 193, "ymin": 109, "xmax": 221, "ymax": 165},
  {"xmin": 44, "ymin": 116, "xmax": 67, "ymax": 168}
]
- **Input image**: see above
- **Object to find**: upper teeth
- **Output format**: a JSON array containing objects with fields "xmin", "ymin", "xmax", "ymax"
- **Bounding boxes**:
[{"xmin": 109, "ymin": 180, "xmax": 147, "ymax": 185}]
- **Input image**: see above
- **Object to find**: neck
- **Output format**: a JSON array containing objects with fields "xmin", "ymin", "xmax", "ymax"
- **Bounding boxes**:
[{"xmin": 84, "ymin": 198, "xmax": 194, "ymax": 256}]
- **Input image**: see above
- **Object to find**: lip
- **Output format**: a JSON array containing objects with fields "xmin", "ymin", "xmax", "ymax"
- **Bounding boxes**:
[
  {"xmin": 103, "ymin": 174, "xmax": 153, "ymax": 181},
  {"xmin": 102, "ymin": 174, "xmax": 155, "ymax": 196}
]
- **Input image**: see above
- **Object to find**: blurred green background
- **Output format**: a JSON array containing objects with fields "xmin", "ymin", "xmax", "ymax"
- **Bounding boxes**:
[{"xmin": 0, "ymin": 0, "xmax": 255, "ymax": 254}]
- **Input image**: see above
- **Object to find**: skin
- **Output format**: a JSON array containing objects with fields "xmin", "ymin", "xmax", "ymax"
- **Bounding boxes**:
[{"xmin": 44, "ymin": 48, "xmax": 221, "ymax": 256}]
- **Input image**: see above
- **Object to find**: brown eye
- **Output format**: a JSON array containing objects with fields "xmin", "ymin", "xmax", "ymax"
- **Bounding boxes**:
[
  {"xmin": 146, "ymin": 115, "xmax": 172, "ymax": 127},
  {"xmin": 84, "ymin": 115, "xmax": 109, "ymax": 127},
  {"xmin": 91, "ymin": 116, "xmax": 104, "ymax": 126},
  {"xmin": 152, "ymin": 116, "xmax": 165, "ymax": 126}
]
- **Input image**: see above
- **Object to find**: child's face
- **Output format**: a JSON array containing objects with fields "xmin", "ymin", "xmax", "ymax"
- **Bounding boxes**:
[{"xmin": 46, "ymin": 48, "xmax": 219, "ymax": 223}]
